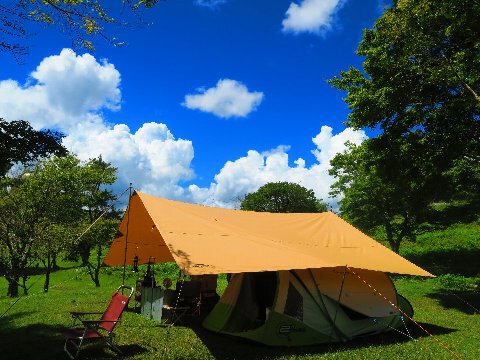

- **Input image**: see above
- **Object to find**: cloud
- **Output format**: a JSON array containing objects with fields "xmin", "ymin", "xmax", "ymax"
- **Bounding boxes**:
[
  {"xmin": 282, "ymin": 0, "xmax": 345, "ymax": 34},
  {"xmin": 189, "ymin": 126, "xmax": 367, "ymax": 209},
  {"xmin": 183, "ymin": 79, "xmax": 264, "ymax": 118},
  {"xmin": 0, "ymin": 48, "xmax": 121, "ymax": 130},
  {"xmin": 1, "ymin": 49, "xmax": 366, "ymax": 210},
  {"xmin": 0, "ymin": 49, "xmax": 195, "ymax": 200},
  {"xmin": 194, "ymin": 0, "xmax": 226, "ymax": 9}
]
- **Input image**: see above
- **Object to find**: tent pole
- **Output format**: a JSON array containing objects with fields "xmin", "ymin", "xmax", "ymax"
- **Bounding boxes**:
[
  {"xmin": 122, "ymin": 183, "xmax": 133, "ymax": 288},
  {"xmin": 329, "ymin": 265, "xmax": 348, "ymax": 340},
  {"xmin": 304, "ymin": 269, "xmax": 346, "ymax": 340}
]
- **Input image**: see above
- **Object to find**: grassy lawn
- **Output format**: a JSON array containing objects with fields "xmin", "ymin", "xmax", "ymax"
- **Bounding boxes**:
[{"xmin": 1, "ymin": 217, "xmax": 479, "ymax": 359}]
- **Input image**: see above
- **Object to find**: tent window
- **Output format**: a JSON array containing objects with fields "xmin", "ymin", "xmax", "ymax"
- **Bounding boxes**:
[{"xmin": 284, "ymin": 283, "xmax": 303, "ymax": 321}]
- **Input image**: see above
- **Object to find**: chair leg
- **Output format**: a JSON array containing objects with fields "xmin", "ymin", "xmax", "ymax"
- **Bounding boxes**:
[
  {"xmin": 64, "ymin": 338, "xmax": 81, "ymax": 360},
  {"xmin": 104, "ymin": 335, "xmax": 122, "ymax": 355}
]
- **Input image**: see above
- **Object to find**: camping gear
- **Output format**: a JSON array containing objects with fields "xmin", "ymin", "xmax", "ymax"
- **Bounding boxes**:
[
  {"xmin": 203, "ymin": 268, "xmax": 413, "ymax": 345},
  {"xmin": 63, "ymin": 285, "xmax": 133, "ymax": 359},
  {"xmin": 162, "ymin": 280, "xmax": 202, "ymax": 324},
  {"xmin": 103, "ymin": 191, "xmax": 432, "ymax": 344},
  {"xmin": 140, "ymin": 286, "xmax": 164, "ymax": 321}
]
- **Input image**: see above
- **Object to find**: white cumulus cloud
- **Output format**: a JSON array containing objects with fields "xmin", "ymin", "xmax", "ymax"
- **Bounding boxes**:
[
  {"xmin": 1, "ymin": 49, "xmax": 366, "ymax": 210},
  {"xmin": 183, "ymin": 79, "xmax": 264, "ymax": 118},
  {"xmin": 282, "ymin": 0, "xmax": 345, "ymax": 34},
  {"xmin": 189, "ymin": 126, "xmax": 367, "ymax": 209},
  {"xmin": 0, "ymin": 48, "xmax": 121, "ymax": 130},
  {"xmin": 0, "ymin": 49, "xmax": 194, "ymax": 200}
]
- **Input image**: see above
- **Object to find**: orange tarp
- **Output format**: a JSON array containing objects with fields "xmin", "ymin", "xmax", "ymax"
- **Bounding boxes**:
[{"xmin": 103, "ymin": 191, "xmax": 433, "ymax": 277}]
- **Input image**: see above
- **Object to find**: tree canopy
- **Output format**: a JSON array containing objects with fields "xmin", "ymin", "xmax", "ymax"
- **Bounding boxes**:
[
  {"xmin": 328, "ymin": 0, "xmax": 480, "ymax": 252},
  {"xmin": 1, "ymin": 0, "xmax": 160, "ymax": 59},
  {"xmin": 0, "ymin": 118, "xmax": 67, "ymax": 177},
  {"xmin": 329, "ymin": 0, "xmax": 480, "ymax": 203},
  {"xmin": 0, "ymin": 154, "xmax": 118, "ymax": 296},
  {"xmin": 240, "ymin": 182, "xmax": 328, "ymax": 213}
]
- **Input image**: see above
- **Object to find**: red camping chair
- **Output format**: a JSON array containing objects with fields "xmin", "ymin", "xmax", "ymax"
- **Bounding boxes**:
[{"xmin": 63, "ymin": 285, "xmax": 134, "ymax": 359}]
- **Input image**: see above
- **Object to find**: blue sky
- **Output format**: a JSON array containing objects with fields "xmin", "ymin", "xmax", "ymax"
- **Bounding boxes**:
[{"xmin": 1, "ymin": 0, "xmax": 386, "ymax": 208}]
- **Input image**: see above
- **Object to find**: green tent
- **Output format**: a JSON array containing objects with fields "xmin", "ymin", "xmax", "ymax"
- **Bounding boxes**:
[{"xmin": 203, "ymin": 267, "xmax": 413, "ymax": 346}]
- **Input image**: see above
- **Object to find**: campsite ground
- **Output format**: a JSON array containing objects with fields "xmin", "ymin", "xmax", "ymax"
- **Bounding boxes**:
[{"xmin": 1, "ymin": 218, "xmax": 479, "ymax": 359}]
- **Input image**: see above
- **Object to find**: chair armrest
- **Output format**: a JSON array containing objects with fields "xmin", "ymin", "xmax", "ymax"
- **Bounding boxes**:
[
  {"xmin": 70, "ymin": 311, "xmax": 103, "ymax": 316},
  {"xmin": 80, "ymin": 319, "xmax": 120, "ymax": 328},
  {"xmin": 81, "ymin": 319, "xmax": 119, "ymax": 324}
]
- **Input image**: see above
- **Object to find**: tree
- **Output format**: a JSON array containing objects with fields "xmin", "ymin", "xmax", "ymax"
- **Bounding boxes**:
[
  {"xmin": 79, "ymin": 218, "xmax": 120, "ymax": 287},
  {"xmin": 0, "ymin": 154, "xmax": 118, "ymax": 296},
  {"xmin": 240, "ymin": 182, "xmax": 328, "ymax": 213},
  {"xmin": 0, "ymin": 118, "xmax": 66, "ymax": 177},
  {"xmin": 328, "ymin": 0, "xmax": 480, "ymax": 205},
  {"xmin": 329, "ymin": 141, "xmax": 428, "ymax": 253},
  {"xmin": 0, "ymin": 155, "xmax": 85, "ymax": 296},
  {"xmin": 0, "ymin": 0, "xmax": 160, "ymax": 59},
  {"xmin": 71, "ymin": 157, "xmax": 117, "ymax": 267},
  {"xmin": 327, "ymin": 0, "xmax": 480, "ymax": 252}
]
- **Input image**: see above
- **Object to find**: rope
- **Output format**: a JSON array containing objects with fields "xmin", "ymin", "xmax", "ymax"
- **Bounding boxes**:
[
  {"xmin": 0, "ymin": 275, "xmax": 43, "ymax": 320},
  {"xmin": 0, "ymin": 272, "xmax": 79, "ymax": 320},
  {"xmin": 346, "ymin": 267, "xmax": 463, "ymax": 360},
  {"xmin": 452, "ymin": 293, "xmax": 480, "ymax": 314},
  {"xmin": 401, "ymin": 314, "xmax": 414, "ymax": 339},
  {"xmin": 73, "ymin": 186, "xmax": 131, "ymax": 245}
]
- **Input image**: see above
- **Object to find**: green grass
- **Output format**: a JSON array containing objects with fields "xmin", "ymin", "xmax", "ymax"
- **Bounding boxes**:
[{"xmin": 1, "ymin": 217, "xmax": 479, "ymax": 359}]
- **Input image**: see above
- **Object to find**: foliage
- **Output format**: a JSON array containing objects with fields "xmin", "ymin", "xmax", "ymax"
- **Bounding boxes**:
[
  {"xmin": 328, "ymin": 0, "xmax": 480, "ymax": 251},
  {"xmin": 0, "ymin": 0, "xmax": 161, "ymax": 59},
  {"xmin": 0, "ymin": 155, "xmax": 86, "ymax": 296},
  {"xmin": 436, "ymin": 274, "xmax": 478, "ymax": 293},
  {"xmin": 0, "ymin": 154, "xmax": 118, "ymax": 296},
  {"xmin": 70, "ymin": 156, "xmax": 118, "ymax": 268},
  {"xmin": 0, "ymin": 118, "xmax": 66, "ymax": 177},
  {"xmin": 81, "ymin": 218, "xmax": 120, "ymax": 287},
  {"xmin": 328, "ymin": 0, "xmax": 480, "ymax": 203},
  {"xmin": 240, "ymin": 182, "xmax": 328, "ymax": 213},
  {"xmin": 329, "ymin": 141, "xmax": 428, "ymax": 253}
]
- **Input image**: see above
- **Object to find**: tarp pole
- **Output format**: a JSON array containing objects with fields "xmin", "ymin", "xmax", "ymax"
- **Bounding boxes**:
[
  {"xmin": 329, "ymin": 265, "xmax": 348, "ymax": 340},
  {"xmin": 122, "ymin": 183, "xmax": 133, "ymax": 287}
]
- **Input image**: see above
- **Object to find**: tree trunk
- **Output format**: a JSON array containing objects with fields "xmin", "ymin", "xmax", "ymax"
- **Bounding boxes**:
[
  {"xmin": 94, "ymin": 268, "xmax": 100, "ymax": 287},
  {"xmin": 80, "ymin": 246, "xmax": 91, "ymax": 266},
  {"xmin": 384, "ymin": 219, "xmax": 400, "ymax": 253},
  {"xmin": 43, "ymin": 254, "xmax": 51, "ymax": 292},
  {"xmin": 94, "ymin": 244, "xmax": 101, "ymax": 287},
  {"xmin": 391, "ymin": 239, "xmax": 400, "ymax": 253},
  {"xmin": 7, "ymin": 276, "xmax": 19, "ymax": 297},
  {"xmin": 44, "ymin": 270, "xmax": 50, "ymax": 292},
  {"xmin": 51, "ymin": 253, "xmax": 59, "ymax": 271}
]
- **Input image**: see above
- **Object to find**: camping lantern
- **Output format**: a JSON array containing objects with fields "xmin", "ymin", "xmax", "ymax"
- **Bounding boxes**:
[{"xmin": 132, "ymin": 255, "xmax": 139, "ymax": 273}]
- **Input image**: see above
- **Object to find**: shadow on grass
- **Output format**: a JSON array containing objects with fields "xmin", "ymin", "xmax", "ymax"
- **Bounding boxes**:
[
  {"xmin": 406, "ymin": 248, "xmax": 480, "ymax": 276},
  {"xmin": 0, "ymin": 311, "xmax": 34, "ymax": 327},
  {"xmin": 181, "ymin": 317, "xmax": 456, "ymax": 360},
  {"xmin": 0, "ymin": 317, "xmax": 147, "ymax": 360},
  {"xmin": 24, "ymin": 263, "xmax": 81, "ymax": 277},
  {"xmin": 425, "ymin": 201, "xmax": 480, "ymax": 230},
  {"xmin": 427, "ymin": 291, "xmax": 480, "ymax": 315}
]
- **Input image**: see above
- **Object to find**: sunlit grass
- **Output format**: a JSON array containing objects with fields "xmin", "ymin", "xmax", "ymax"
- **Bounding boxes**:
[{"xmin": 1, "ymin": 217, "xmax": 479, "ymax": 359}]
